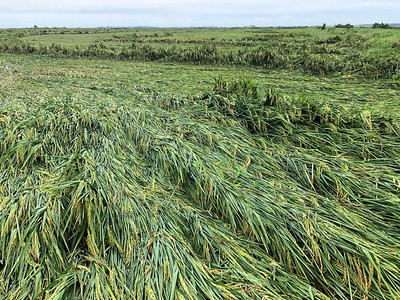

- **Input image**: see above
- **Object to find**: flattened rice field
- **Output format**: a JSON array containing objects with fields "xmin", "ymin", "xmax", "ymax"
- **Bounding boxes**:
[{"xmin": 0, "ymin": 27, "xmax": 399, "ymax": 299}]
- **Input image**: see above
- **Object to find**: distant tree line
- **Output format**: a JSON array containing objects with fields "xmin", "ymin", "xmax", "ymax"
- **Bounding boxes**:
[
  {"xmin": 372, "ymin": 23, "xmax": 391, "ymax": 29},
  {"xmin": 334, "ymin": 24, "xmax": 354, "ymax": 29},
  {"xmin": 332, "ymin": 23, "xmax": 393, "ymax": 29}
]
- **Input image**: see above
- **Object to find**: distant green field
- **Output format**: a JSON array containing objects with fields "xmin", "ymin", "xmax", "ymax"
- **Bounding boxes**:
[
  {"xmin": 1, "ymin": 27, "xmax": 400, "ymax": 79},
  {"xmin": 0, "ymin": 27, "xmax": 400, "ymax": 300}
]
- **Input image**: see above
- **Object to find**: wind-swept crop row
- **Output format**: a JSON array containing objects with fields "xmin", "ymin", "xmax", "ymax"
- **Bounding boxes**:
[
  {"xmin": 1, "ymin": 35, "xmax": 399, "ymax": 79},
  {"xmin": 0, "ymin": 80, "xmax": 399, "ymax": 299}
]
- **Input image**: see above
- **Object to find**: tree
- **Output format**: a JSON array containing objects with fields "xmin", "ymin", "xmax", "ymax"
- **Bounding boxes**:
[
  {"xmin": 372, "ymin": 22, "xmax": 390, "ymax": 29},
  {"xmin": 334, "ymin": 24, "xmax": 353, "ymax": 29}
]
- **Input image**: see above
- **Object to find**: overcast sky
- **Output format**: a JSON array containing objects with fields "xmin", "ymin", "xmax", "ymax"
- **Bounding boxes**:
[{"xmin": 0, "ymin": 0, "xmax": 399, "ymax": 28}]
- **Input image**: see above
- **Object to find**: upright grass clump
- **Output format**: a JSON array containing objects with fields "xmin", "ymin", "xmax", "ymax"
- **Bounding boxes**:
[{"xmin": 0, "ymin": 80, "xmax": 400, "ymax": 300}]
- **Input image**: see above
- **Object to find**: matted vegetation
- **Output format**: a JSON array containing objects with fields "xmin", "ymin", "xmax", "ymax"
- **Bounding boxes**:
[
  {"xmin": 0, "ymin": 77, "xmax": 399, "ymax": 299},
  {"xmin": 1, "ymin": 27, "xmax": 400, "ymax": 299},
  {"xmin": 1, "ymin": 27, "xmax": 400, "ymax": 79}
]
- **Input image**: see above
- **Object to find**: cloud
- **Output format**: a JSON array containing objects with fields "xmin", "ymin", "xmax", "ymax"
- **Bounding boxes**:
[{"xmin": 0, "ymin": 0, "xmax": 399, "ymax": 27}]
